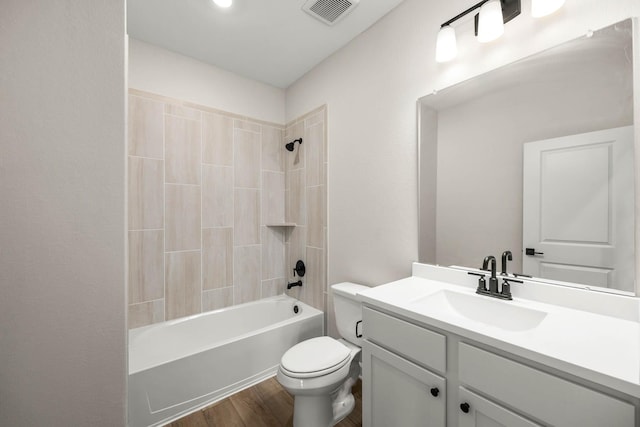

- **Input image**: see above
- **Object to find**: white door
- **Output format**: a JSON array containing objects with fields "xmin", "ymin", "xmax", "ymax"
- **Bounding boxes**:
[{"xmin": 522, "ymin": 126, "xmax": 634, "ymax": 291}]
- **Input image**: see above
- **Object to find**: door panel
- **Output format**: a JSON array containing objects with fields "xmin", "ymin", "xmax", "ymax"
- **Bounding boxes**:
[{"xmin": 522, "ymin": 126, "xmax": 634, "ymax": 291}]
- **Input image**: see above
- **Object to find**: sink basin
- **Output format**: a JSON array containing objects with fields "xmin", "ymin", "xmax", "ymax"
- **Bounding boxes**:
[{"xmin": 411, "ymin": 290, "xmax": 548, "ymax": 332}]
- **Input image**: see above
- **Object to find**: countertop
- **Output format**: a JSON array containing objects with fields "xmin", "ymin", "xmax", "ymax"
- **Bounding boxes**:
[{"xmin": 358, "ymin": 266, "xmax": 640, "ymax": 398}]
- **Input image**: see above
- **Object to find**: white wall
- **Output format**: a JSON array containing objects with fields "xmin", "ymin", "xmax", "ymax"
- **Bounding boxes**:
[
  {"xmin": 285, "ymin": 0, "xmax": 640, "ymax": 289},
  {"xmin": 129, "ymin": 38, "xmax": 286, "ymax": 124},
  {"xmin": 0, "ymin": 1, "xmax": 126, "ymax": 426}
]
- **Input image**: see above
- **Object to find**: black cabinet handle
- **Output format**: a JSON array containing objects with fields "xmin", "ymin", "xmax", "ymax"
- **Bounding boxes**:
[
  {"xmin": 430, "ymin": 387, "xmax": 439, "ymax": 397},
  {"xmin": 460, "ymin": 402, "xmax": 470, "ymax": 413},
  {"xmin": 355, "ymin": 320, "xmax": 363, "ymax": 338}
]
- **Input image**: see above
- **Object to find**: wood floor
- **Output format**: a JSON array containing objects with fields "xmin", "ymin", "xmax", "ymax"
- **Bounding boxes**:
[{"xmin": 169, "ymin": 377, "xmax": 362, "ymax": 427}]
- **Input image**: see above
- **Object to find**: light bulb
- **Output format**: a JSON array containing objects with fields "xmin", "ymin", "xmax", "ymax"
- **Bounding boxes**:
[
  {"xmin": 531, "ymin": 0, "xmax": 565, "ymax": 18},
  {"xmin": 436, "ymin": 26, "xmax": 457, "ymax": 63},
  {"xmin": 212, "ymin": 0, "xmax": 232, "ymax": 8},
  {"xmin": 477, "ymin": 0, "xmax": 504, "ymax": 43}
]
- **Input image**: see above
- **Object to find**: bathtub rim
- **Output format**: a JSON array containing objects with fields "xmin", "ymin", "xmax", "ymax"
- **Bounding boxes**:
[{"xmin": 129, "ymin": 294, "xmax": 323, "ymax": 375}]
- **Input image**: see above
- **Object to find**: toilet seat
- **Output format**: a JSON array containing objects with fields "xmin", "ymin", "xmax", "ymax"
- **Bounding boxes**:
[{"xmin": 280, "ymin": 337, "xmax": 351, "ymax": 379}]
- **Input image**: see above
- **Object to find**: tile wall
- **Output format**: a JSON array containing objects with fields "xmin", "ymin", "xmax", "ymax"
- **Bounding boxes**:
[
  {"xmin": 127, "ymin": 90, "xmax": 289, "ymax": 329},
  {"xmin": 283, "ymin": 107, "xmax": 327, "ymax": 313},
  {"xmin": 127, "ymin": 90, "xmax": 328, "ymax": 329}
]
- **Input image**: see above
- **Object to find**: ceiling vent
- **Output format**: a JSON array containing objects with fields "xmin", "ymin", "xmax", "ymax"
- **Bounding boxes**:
[{"xmin": 302, "ymin": 0, "xmax": 360, "ymax": 26}]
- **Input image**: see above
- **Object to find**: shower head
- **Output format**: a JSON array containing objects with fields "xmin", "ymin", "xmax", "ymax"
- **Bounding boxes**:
[{"xmin": 285, "ymin": 138, "xmax": 302, "ymax": 152}]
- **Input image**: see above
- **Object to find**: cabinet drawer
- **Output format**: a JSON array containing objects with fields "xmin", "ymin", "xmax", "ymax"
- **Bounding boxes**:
[
  {"xmin": 363, "ymin": 306, "xmax": 446, "ymax": 373},
  {"xmin": 458, "ymin": 343, "xmax": 635, "ymax": 427}
]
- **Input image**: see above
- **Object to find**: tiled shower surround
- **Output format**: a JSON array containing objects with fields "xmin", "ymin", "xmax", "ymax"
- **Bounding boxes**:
[{"xmin": 127, "ymin": 89, "xmax": 327, "ymax": 329}]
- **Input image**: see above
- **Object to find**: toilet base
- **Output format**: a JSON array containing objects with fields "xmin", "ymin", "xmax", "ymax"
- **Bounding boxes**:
[{"xmin": 293, "ymin": 394, "xmax": 334, "ymax": 427}]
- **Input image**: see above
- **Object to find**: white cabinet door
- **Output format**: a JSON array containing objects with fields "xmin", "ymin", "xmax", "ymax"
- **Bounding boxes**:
[
  {"xmin": 522, "ymin": 126, "xmax": 634, "ymax": 291},
  {"xmin": 362, "ymin": 341, "xmax": 445, "ymax": 427},
  {"xmin": 458, "ymin": 387, "xmax": 542, "ymax": 427}
]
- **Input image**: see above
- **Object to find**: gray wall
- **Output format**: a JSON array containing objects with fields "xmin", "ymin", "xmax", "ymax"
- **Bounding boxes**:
[{"xmin": 0, "ymin": 1, "xmax": 126, "ymax": 425}]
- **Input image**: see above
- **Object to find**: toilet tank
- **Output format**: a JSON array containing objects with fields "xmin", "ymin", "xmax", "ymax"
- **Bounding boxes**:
[{"xmin": 332, "ymin": 282, "xmax": 370, "ymax": 346}]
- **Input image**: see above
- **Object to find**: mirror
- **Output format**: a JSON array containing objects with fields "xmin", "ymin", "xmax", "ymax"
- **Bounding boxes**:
[{"xmin": 418, "ymin": 19, "xmax": 635, "ymax": 294}]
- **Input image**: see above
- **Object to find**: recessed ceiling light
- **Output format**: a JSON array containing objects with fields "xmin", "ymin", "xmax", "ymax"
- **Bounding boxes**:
[{"xmin": 212, "ymin": 0, "xmax": 232, "ymax": 8}]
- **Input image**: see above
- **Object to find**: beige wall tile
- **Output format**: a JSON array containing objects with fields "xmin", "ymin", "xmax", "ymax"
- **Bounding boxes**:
[
  {"xmin": 165, "ymin": 251, "xmax": 201, "ymax": 320},
  {"xmin": 262, "ymin": 226, "xmax": 285, "ymax": 280},
  {"xmin": 128, "ymin": 230, "xmax": 164, "ymax": 304},
  {"xmin": 305, "ymin": 123, "xmax": 323, "ymax": 187},
  {"xmin": 202, "ymin": 165, "xmax": 233, "ymax": 228},
  {"xmin": 287, "ymin": 169, "xmax": 306, "ymax": 225},
  {"xmin": 234, "ymin": 119, "xmax": 261, "ymax": 133},
  {"xmin": 285, "ymin": 121, "xmax": 304, "ymax": 171},
  {"xmin": 165, "ymin": 115, "xmax": 201, "ymax": 185},
  {"xmin": 234, "ymin": 129, "xmax": 261, "ymax": 188},
  {"xmin": 326, "ymin": 290, "xmax": 338, "ymax": 338},
  {"xmin": 128, "ymin": 157, "xmax": 163, "ymax": 230},
  {"xmin": 165, "ymin": 103, "xmax": 202, "ymax": 120},
  {"xmin": 262, "ymin": 171, "xmax": 285, "ymax": 225},
  {"xmin": 304, "ymin": 246, "xmax": 325, "ymax": 310},
  {"xmin": 262, "ymin": 278, "xmax": 286, "ymax": 298},
  {"xmin": 234, "ymin": 189, "xmax": 260, "ymax": 245},
  {"xmin": 262, "ymin": 126, "xmax": 284, "ymax": 172},
  {"xmin": 203, "ymin": 112, "xmax": 233, "ymax": 166},
  {"xmin": 128, "ymin": 95, "xmax": 164, "ymax": 159},
  {"xmin": 307, "ymin": 185, "xmax": 325, "ymax": 249},
  {"xmin": 304, "ymin": 110, "xmax": 325, "ymax": 128},
  {"xmin": 165, "ymin": 184, "xmax": 201, "ymax": 251},
  {"xmin": 203, "ymin": 227, "xmax": 233, "ymax": 289},
  {"xmin": 287, "ymin": 226, "xmax": 306, "ymax": 275},
  {"xmin": 128, "ymin": 299, "xmax": 164, "ymax": 329},
  {"xmin": 233, "ymin": 245, "xmax": 261, "ymax": 304},
  {"xmin": 202, "ymin": 287, "xmax": 234, "ymax": 312}
]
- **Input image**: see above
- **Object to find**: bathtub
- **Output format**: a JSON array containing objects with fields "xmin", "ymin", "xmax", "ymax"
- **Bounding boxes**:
[{"xmin": 128, "ymin": 294, "xmax": 323, "ymax": 427}]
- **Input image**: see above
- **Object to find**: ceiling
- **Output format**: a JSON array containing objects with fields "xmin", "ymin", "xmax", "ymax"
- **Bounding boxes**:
[{"xmin": 127, "ymin": 0, "xmax": 406, "ymax": 88}]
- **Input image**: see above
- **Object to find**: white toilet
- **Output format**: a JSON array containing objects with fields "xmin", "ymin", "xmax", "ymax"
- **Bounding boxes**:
[{"xmin": 277, "ymin": 282, "xmax": 369, "ymax": 427}]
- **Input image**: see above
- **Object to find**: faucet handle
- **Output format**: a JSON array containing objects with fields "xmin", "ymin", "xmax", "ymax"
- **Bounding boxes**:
[
  {"xmin": 500, "ymin": 278, "xmax": 523, "ymax": 300},
  {"xmin": 468, "ymin": 272, "xmax": 488, "ymax": 293}
]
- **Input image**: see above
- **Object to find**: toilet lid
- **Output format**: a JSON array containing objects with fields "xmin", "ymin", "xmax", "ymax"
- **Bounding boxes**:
[{"xmin": 281, "ymin": 337, "xmax": 350, "ymax": 374}]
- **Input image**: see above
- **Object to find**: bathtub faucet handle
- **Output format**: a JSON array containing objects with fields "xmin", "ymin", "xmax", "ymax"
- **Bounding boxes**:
[{"xmin": 293, "ymin": 260, "xmax": 306, "ymax": 277}]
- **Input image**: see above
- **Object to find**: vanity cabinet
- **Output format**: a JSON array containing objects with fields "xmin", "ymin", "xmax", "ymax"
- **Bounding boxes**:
[
  {"xmin": 362, "ymin": 307, "xmax": 446, "ymax": 427},
  {"xmin": 362, "ymin": 341, "xmax": 446, "ymax": 427},
  {"xmin": 458, "ymin": 387, "xmax": 541, "ymax": 427},
  {"xmin": 361, "ymin": 306, "xmax": 637, "ymax": 427}
]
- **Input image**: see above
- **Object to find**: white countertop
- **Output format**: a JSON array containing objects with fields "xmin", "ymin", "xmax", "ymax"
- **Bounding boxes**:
[{"xmin": 358, "ymin": 266, "xmax": 640, "ymax": 398}]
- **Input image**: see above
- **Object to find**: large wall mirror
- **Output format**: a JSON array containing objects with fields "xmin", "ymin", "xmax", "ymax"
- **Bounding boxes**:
[{"xmin": 418, "ymin": 19, "xmax": 636, "ymax": 295}]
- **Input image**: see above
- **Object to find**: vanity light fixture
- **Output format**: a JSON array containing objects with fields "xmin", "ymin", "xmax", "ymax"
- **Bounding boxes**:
[
  {"xmin": 477, "ymin": 0, "xmax": 505, "ymax": 43},
  {"xmin": 212, "ymin": 0, "xmax": 232, "ymax": 8},
  {"xmin": 435, "ymin": 0, "xmax": 566, "ymax": 62},
  {"xmin": 531, "ymin": 0, "xmax": 565, "ymax": 18},
  {"xmin": 436, "ymin": 0, "xmax": 521, "ymax": 63}
]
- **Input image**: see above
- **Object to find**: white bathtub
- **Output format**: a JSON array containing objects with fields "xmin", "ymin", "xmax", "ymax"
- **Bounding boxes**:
[{"xmin": 128, "ymin": 295, "xmax": 323, "ymax": 427}]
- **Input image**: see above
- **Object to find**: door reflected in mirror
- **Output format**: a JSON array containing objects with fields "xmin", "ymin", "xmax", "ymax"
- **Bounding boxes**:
[{"xmin": 418, "ymin": 19, "xmax": 635, "ymax": 294}]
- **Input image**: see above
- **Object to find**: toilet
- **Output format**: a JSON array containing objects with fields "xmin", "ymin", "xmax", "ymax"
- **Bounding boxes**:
[{"xmin": 277, "ymin": 282, "xmax": 369, "ymax": 427}]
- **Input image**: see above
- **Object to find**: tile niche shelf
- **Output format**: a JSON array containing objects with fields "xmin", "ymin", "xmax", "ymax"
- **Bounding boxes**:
[{"xmin": 266, "ymin": 223, "xmax": 297, "ymax": 227}]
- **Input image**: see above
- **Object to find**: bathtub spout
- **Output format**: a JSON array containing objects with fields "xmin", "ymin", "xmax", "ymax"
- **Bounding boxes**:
[{"xmin": 287, "ymin": 280, "xmax": 303, "ymax": 290}]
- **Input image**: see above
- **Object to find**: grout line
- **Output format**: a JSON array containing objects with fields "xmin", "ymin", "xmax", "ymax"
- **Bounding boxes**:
[
  {"xmin": 200, "ymin": 116, "xmax": 204, "ymax": 314},
  {"xmin": 162, "ymin": 104, "xmax": 167, "ymax": 321},
  {"xmin": 129, "ymin": 154, "xmax": 164, "ymax": 161}
]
